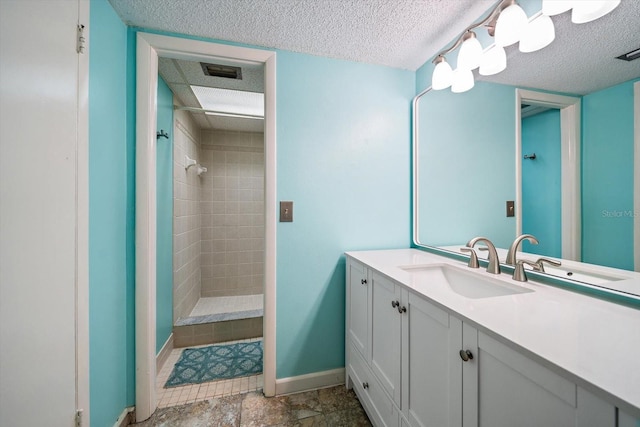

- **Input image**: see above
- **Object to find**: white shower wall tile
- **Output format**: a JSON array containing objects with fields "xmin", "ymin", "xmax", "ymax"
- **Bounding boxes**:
[
  {"xmin": 172, "ymin": 108, "xmax": 203, "ymax": 322},
  {"xmin": 200, "ymin": 130, "xmax": 265, "ymax": 298}
]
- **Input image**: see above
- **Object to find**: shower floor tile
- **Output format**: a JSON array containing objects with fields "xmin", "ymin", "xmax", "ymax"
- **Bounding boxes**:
[
  {"xmin": 156, "ymin": 337, "xmax": 263, "ymax": 409},
  {"xmin": 189, "ymin": 294, "xmax": 263, "ymax": 317}
]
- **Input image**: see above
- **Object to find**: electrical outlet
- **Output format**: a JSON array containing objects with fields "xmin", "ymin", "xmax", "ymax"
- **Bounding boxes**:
[{"xmin": 280, "ymin": 201, "xmax": 293, "ymax": 222}]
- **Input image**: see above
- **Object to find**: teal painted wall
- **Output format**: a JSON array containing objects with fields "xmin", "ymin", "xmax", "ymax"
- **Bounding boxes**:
[
  {"xmin": 582, "ymin": 79, "xmax": 637, "ymax": 269},
  {"xmin": 126, "ymin": 29, "xmax": 414, "ymax": 378},
  {"xmin": 275, "ymin": 51, "xmax": 414, "ymax": 378},
  {"xmin": 88, "ymin": 0, "xmax": 135, "ymax": 425},
  {"xmin": 156, "ymin": 76, "xmax": 174, "ymax": 354},
  {"xmin": 522, "ymin": 109, "xmax": 561, "ymax": 256},
  {"xmin": 416, "ymin": 81, "xmax": 516, "ymax": 249}
]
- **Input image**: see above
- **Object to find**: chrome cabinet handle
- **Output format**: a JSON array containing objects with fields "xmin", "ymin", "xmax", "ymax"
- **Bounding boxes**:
[
  {"xmin": 391, "ymin": 300, "xmax": 399, "ymax": 308},
  {"xmin": 363, "ymin": 382, "xmax": 369, "ymax": 389},
  {"xmin": 360, "ymin": 278, "xmax": 367, "ymax": 285},
  {"xmin": 397, "ymin": 305, "xmax": 407, "ymax": 314},
  {"xmin": 459, "ymin": 349, "xmax": 474, "ymax": 362}
]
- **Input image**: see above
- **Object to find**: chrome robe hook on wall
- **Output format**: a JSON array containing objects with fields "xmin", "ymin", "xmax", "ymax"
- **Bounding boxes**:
[{"xmin": 157, "ymin": 130, "xmax": 169, "ymax": 139}]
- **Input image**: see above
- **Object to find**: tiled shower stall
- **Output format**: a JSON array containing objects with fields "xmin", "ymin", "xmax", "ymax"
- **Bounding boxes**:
[{"xmin": 172, "ymin": 108, "xmax": 264, "ymax": 347}]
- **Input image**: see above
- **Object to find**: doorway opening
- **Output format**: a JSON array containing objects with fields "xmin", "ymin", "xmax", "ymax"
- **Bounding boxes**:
[
  {"xmin": 135, "ymin": 33, "xmax": 277, "ymax": 422},
  {"xmin": 154, "ymin": 56, "xmax": 267, "ymax": 408},
  {"xmin": 515, "ymin": 89, "xmax": 581, "ymax": 261}
]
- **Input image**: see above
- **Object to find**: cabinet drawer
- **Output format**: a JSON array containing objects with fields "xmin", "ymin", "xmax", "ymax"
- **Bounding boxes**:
[{"xmin": 349, "ymin": 343, "xmax": 399, "ymax": 427}]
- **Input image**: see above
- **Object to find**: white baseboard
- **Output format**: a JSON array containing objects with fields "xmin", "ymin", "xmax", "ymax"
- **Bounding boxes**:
[
  {"xmin": 156, "ymin": 333, "xmax": 174, "ymax": 373},
  {"xmin": 113, "ymin": 406, "xmax": 135, "ymax": 427},
  {"xmin": 275, "ymin": 368, "xmax": 345, "ymax": 396}
]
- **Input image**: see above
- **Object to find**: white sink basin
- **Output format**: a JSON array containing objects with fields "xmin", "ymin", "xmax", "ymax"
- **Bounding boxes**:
[{"xmin": 399, "ymin": 264, "xmax": 534, "ymax": 299}]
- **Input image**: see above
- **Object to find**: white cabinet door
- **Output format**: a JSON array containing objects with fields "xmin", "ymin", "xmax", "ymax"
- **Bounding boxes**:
[
  {"xmin": 347, "ymin": 260, "xmax": 371, "ymax": 361},
  {"xmin": 464, "ymin": 329, "xmax": 616, "ymax": 427},
  {"xmin": 466, "ymin": 330, "xmax": 576, "ymax": 427},
  {"xmin": 0, "ymin": 1, "xmax": 83, "ymax": 426},
  {"xmin": 371, "ymin": 271, "xmax": 402, "ymax": 407},
  {"xmin": 402, "ymin": 291, "xmax": 462, "ymax": 427}
]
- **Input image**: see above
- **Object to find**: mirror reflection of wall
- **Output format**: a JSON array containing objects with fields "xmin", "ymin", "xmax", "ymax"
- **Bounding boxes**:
[
  {"xmin": 521, "ymin": 107, "xmax": 561, "ymax": 258},
  {"xmin": 416, "ymin": 77, "xmax": 639, "ymax": 272}
]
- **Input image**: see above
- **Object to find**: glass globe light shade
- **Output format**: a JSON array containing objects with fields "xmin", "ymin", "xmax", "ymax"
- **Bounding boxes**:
[
  {"xmin": 479, "ymin": 45, "xmax": 507, "ymax": 76},
  {"xmin": 519, "ymin": 14, "xmax": 556, "ymax": 53},
  {"xmin": 451, "ymin": 68, "xmax": 474, "ymax": 93},
  {"xmin": 541, "ymin": 0, "xmax": 574, "ymax": 16},
  {"xmin": 572, "ymin": 0, "xmax": 620, "ymax": 24},
  {"xmin": 495, "ymin": 3, "xmax": 528, "ymax": 47},
  {"xmin": 432, "ymin": 56, "xmax": 453, "ymax": 90},
  {"xmin": 457, "ymin": 32, "xmax": 483, "ymax": 70}
]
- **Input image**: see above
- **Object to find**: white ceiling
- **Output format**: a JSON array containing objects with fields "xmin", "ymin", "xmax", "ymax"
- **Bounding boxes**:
[{"xmin": 113, "ymin": 0, "xmax": 640, "ymax": 130}]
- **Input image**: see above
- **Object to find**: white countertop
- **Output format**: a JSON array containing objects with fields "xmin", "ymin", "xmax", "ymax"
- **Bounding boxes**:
[{"xmin": 345, "ymin": 249, "xmax": 640, "ymax": 417}]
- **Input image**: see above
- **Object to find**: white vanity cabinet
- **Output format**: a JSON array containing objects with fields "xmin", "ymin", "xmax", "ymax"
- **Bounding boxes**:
[
  {"xmin": 402, "ymin": 291, "xmax": 462, "ymax": 427},
  {"xmin": 371, "ymin": 271, "xmax": 402, "ymax": 407},
  {"xmin": 462, "ymin": 326, "xmax": 616, "ymax": 427},
  {"xmin": 347, "ymin": 259, "xmax": 371, "ymax": 360},
  {"xmin": 346, "ymin": 261, "xmax": 401, "ymax": 427},
  {"xmin": 345, "ymin": 255, "xmax": 624, "ymax": 427}
]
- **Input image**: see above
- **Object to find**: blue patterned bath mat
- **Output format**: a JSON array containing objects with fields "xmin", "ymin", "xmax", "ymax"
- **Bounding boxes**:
[{"xmin": 165, "ymin": 340, "xmax": 263, "ymax": 388}]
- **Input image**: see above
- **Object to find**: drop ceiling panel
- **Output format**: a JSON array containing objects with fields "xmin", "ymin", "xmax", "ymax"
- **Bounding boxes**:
[
  {"xmin": 191, "ymin": 112, "xmax": 210, "ymax": 130},
  {"xmin": 158, "ymin": 58, "xmax": 184, "ymax": 85},
  {"xmin": 205, "ymin": 115, "xmax": 264, "ymax": 133},
  {"xmin": 169, "ymin": 83, "xmax": 201, "ymax": 109}
]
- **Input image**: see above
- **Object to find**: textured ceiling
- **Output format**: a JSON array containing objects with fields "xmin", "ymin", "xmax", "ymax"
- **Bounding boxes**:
[
  {"xmin": 116, "ymin": 0, "xmax": 640, "ymax": 131},
  {"xmin": 109, "ymin": 0, "xmax": 497, "ymax": 71}
]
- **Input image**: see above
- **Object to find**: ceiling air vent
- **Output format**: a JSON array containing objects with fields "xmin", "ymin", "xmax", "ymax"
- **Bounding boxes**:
[
  {"xmin": 200, "ymin": 62, "xmax": 243, "ymax": 79},
  {"xmin": 615, "ymin": 47, "xmax": 640, "ymax": 62}
]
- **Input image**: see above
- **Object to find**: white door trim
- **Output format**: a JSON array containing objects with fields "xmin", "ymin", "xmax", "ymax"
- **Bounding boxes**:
[
  {"xmin": 77, "ymin": 0, "xmax": 90, "ymax": 423},
  {"xmin": 515, "ymin": 89, "xmax": 581, "ymax": 261},
  {"xmin": 135, "ymin": 33, "xmax": 277, "ymax": 421}
]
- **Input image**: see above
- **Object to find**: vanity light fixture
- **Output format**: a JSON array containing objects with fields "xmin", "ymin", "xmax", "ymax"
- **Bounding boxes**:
[
  {"xmin": 451, "ymin": 68, "xmax": 475, "ymax": 93},
  {"xmin": 430, "ymin": 0, "xmax": 620, "ymax": 94},
  {"xmin": 541, "ymin": 0, "xmax": 621, "ymax": 23},
  {"xmin": 571, "ymin": 0, "xmax": 621, "ymax": 24},
  {"xmin": 431, "ymin": 55, "xmax": 454, "ymax": 90},
  {"xmin": 457, "ymin": 31, "xmax": 483, "ymax": 70},
  {"xmin": 479, "ymin": 45, "xmax": 507, "ymax": 76},
  {"xmin": 541, "ymin": 0, "xmax": 573, "ymax": 16},
  {"xmin": 519, "ymin": 13, "xmax": 556, "ymax": 53},
  {"xmin": 494, "ymin": 1, "xmax": 528, "ymax": 47}
]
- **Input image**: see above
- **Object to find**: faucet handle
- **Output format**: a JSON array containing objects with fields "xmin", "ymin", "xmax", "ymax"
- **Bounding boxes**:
[
  {"xmin": 460, "ymin": 248, "xmax": 479, "ymax": 269},
  {"xmin": 513, "ymin": 260, "xmax": 538, "ymax": 282},
  {"xmin": 533, "ymin": 258, "xmax": 561, "ymax": 273}
]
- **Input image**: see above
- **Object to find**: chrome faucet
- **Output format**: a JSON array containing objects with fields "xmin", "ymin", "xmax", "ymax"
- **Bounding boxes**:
[
  {"xmin": 505, "ymin": 234, "xmax": 539, "ymax": 266},
  {"xmin": 513, "ymin": 260, "xmax": 537, "ymax": 282},
  {"xmin": 532, "ymin": 257, "xmax": 561, "ymax": 273},
  {"xmin": 466, "ymin": 237, "xmax": 500, "ymax": 274}
]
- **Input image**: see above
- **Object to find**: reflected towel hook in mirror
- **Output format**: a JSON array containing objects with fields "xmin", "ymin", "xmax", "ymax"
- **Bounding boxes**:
[
  {"xmin": 524, "ymin": 153, "xmax": 536, "ymax": 160},
  {"xmin": 156, "ymin": 129, "xmax": 169, "ymax": 139}
]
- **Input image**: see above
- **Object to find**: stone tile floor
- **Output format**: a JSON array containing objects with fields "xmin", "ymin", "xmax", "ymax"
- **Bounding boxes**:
[{"xmin": 134, "ymin": 385, "xmax": 372, "ymax": 426}]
